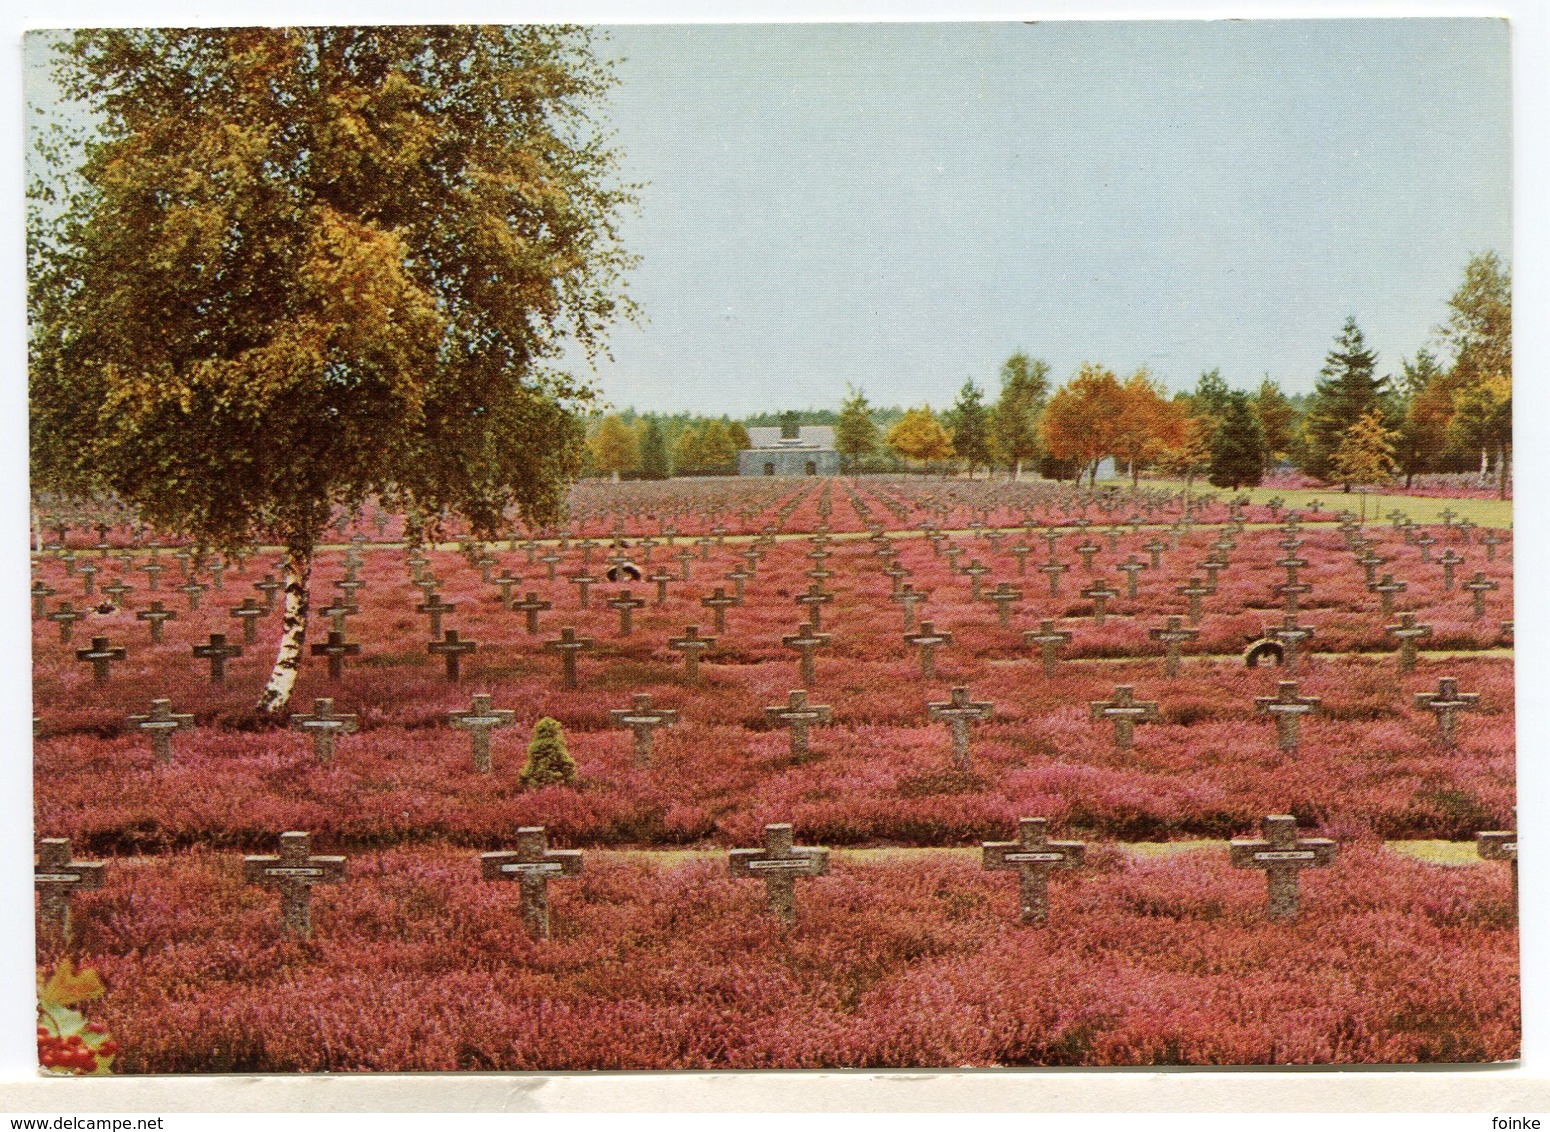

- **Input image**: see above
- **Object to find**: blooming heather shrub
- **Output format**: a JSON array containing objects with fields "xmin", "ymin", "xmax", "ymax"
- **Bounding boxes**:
[{"xmin": 54, "ymin": 844, "xmax": 1516, "ymax": 1071}]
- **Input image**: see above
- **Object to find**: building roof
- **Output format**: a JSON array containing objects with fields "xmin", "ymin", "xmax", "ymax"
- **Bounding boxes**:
[{"xmin": 745, "ymin": 425, "xmax": 836, "ymax": 449}]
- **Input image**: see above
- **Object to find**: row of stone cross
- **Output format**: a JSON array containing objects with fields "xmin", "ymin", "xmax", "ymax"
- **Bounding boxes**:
[
  {"xmin": 120, "ymin": 671, "xmax": 1485, "ymax": 784},
  {"xmin": 36, "ymin": 814, "xmax": 1519, "ymax": 946}
]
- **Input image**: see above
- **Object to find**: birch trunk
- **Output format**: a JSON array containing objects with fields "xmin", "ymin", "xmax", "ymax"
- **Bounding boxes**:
[{"xmin": 257, "ymin": 543, "xmax": 313, "ymax": 714}]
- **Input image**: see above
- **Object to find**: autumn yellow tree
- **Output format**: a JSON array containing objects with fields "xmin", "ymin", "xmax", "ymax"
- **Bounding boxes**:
[
  {"xmin": 1113, "ymin": 369, "xmax": 1186, "ymax": 486},
  {"xmin": 1331, "ymin": 407, "xmax": 1399, "ymax": 488},
  {"xmin": 589, "ymin": 414, "xmax": 641, "ymax": 481},
  {"xmin": 886, "ymin": 406, "xmax": 955, "ymax": 471},
  {"xmin": 1039, "ymin": 364, "xmax": 1127, "ymax": 485}
]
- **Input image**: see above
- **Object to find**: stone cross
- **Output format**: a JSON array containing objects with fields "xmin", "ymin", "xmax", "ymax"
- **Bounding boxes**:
[
  {"xmin": 728, "ymin": 823, "xmax": 829, "ymax": 923},
  {"xmin": 537, "ymin": 551, "xmax": 563, "ymax": 581},
  {"xmin": 675, "ymin": 546, "xmax": 696, "ymax": 581},
  {"xmin": 76, "ymin": 561, "xmax": 99, "ymax": 597},
  {"xmin": 1008, "ymin": 544, "xmax": 1032, "ymax": 576},
  {"xmin": 1435, "ymin": 549, "xmax": 1464, "ymax": 591},
  {"xmin": 416, "ymin": 591, "xmax": 455, "ymax": 637},
  {"xmin": 779, "ymin": 621, "xmax": 831, "ymax": 686},
  {"xmin": 512, "ymin": 592, "xmax": 552, "ymax": 634},
  {"xmin": 569, "ymin": 572, "xmax": 599, "ymax": 610},
  {"xmin": 428, "ymin": 629, "xmax": 478, "ymax": 682},
  {"xmin": 545, "ymin": 627, "xmax": 595, "ymax": 688},
  {"xmin": 1149, "ymin": 616, "xmax": 1199, "ymax": 678},
  {"xmin": 725, "ymin": 566, "xmax": 753, "ymax": 601},
  {"xmin": 310, "ymin": 630, "xmax": 361, "ymax": 680},
  {"xmin": 1355, "ymin": 552, "xmax": 1384, "ymax": 586},
  {"xmin": 1116, "ymin": 556, "xmax": 1147, "ymax": 599},
  {"xmin": 481, "ymin": 827, "xmax": 584, "ymax": 940},
  {"xmin": 192, "ymin": 632, "xmax": 243, "ymax": 684},
  {"xmin": 607, "ymin": 589, "xmax": 647, "ymax": 635},
  {"xmin": 1414, "ymin": 676, "xmax": 1480, "ymax": 747},
  {"xmin": 794, "ymin": 582, "xmax": 835, "ymax": 629},
  {"xmin": 890, "ymin": 582, "xmax": 929, "ymax": 632},
  {"xmin": 101, "ymin": 577, "xmax": 133, "ymax": 605},
  {"xmin": 609, "ymin": 693, "xmax": 678, "ymax": 766},
  {"xmin": 31, "ymin": 579, "xmax": 57, "ymax": 619},
  {"xmin": 1480, "ymin": 529, "xmax": 1507, "ymax": 561},
  {"xmin": 903, "ymin": 620, "xmax": 953, "ymax": 680},
  {"xmin": 981, "ymin": 818, "xmax": 1085, "ymax": 925},
  {"xmin": 1461, "ymin": 572, "xmax": 1499, "ymax": 619},
  {"xmin": 252, "ymin": 574, "xmax": 283, "ymax": 611},
  {"xmin": 1368, "ymin": 573, "xmax": 1407, "ymax": 616},
  {"xmin": 1175, "ymin": 577, "xmax": 1212, "ymax": 626},
  {"xmin": 243, "ymin": 831, "xmax": 347, "ymax": 937},
  {"xmin": 1384, "ymin": 613, "xmax": 1432, "ymax": 673},
  {"xmin": 1089, "ymin": 685, "xmax": 1160, "ymax": 751},
  {"xmin": 927, "ymin": 686, "xmax": 994, "ymax": 772},
  {"xmin": 1275, "ymin": 555, "xmax": 1309, "ymax": 586},
  {"xmin": 1260, "ymin": 615, "xmax": 1315, "ymax": 674},
  {"xmin": 1413, "ymin": 532, "xmax": 1435, "ymax": 562},
  {"xmin": 289, "ymin": 698, "xmax": 359, "ymax": 764},
  {"xmin": 47, "ymin": 602, "xmax": 84, "ymax": 643},
  {"xmin": 1254, "ymin": 681, "xmax": 1321, "ymax": 751},
  {"xmin": 765, "ymin": 689, "xmax": 831, "ymax": 760},
  {"xmin": 985, "ymin": 582, "xmax": 1023, "ymax": 626},
  {"xmin": 35, "ymin": 838, "xmax": 105, "ymax": 946},
  {"xmin": 128, "ymin": 698, "xmax": 195, "ymax": 764},
  {"xmin": 1230, "ymin": 815, "xmax": 1337, "ymax": 921},
  {"xmin": 137, "ymin": 559, "xmax": 165, "ymax": 591},
  {"xmin": 693, "ymin": 582, "xmax": 743, "ymax": 632},
  {"xmin": 74, "ymin": 636, "xmax": 126, "ymax": 685},
  {"xmin": 490, "ymin": 572, "xmax": 523, "ymax": 605},
  {"xmin": 317, "ymin": 598, "xmax": 358, "ymax": 635},
  {"xmin": 224, "ymin": 597, "xmax": 267, "ymax": 644},
  {"xmin": 960, "ymin": 560, "xmax": 992, "ymax": 601},
  {"xmin": 647, "ymin": 569, "xmax": 675, "ymax": 606},
  {"xmin": 1273, "ymin": 579, "xmax": 1313, "ymax": 614},
  {"xmin": 1476, "ymin": 824, "xmax": 1518, "ymax": 904},
  {"xmin": 1141, "ymin": 538, "xmax": 1168, "ymax": 569},
  {"xmin": 668, "ymin": 625, "xmax": 716, "ymax": 682},
  {"xmin": 1038, "ymin": 559, "xmax": 1070, "ymax": 596},
  {"xmin": 1023, "ymin": 619, "xmax": 1072, "ymax": 678},
  {"xmin": 449, "ymin": 693, "xmax": 516, "ymax": 773},
  {"xmin": 131, "ymin": 599, "xmax": 178, "ymax": 643},
  {"xmin": 1074, "ymin": 541, "xmax": 1102, "ymax": 571},
  {"xmin": 1081, "ymin": 579, "xmax": 1120, "ymax": 626}
]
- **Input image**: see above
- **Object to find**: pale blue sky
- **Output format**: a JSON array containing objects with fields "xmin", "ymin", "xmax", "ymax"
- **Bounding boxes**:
[
  {"xmin": 579, "ymin": 20, "xmax": 1510, "ymax": 414},
  {"xmin": 24, "ymin": 19, "xmax": 1512, "ymax": 413}
]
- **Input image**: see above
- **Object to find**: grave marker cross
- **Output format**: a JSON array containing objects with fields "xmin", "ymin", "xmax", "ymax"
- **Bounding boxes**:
[
  {"xmin": 416, "ymin": 591, "xmax": 456, "ymax": 638},
  {"xmin": 668, "ymin": 625, "xmax": 716, "ymax": 683},
  {"xmin": 511, "ymin": 592, "xmax": 553, "ymax": 634},
  {"xmin": 728, "ymin": 823, "xmax": 829, "ymax": 923},
  {"xmin": 1229, "ymin": 815, "xmax": 1337, "ymax": 921},
  {"xmin": 1414, "ymin": 676, "xmax": 1481, "ymax": 747},
  {"xmin": 903, "ymin": 620, "xmax": 953, "ymax": 680},
  {"xmin": 545, "ymin": 627, "xmax": 597, "ymax": 690},
  {"xmin": 1149, "ymin": 616, "xmax": 1199, "ymax": 678},
  {"xmin": 47, "ymin": 602, "xmax": 83, "ymax": 643},
  {"xmin": 781, "ymin": 621, "xmax": 831, "ymax": 686},
  {"xmin": 1254, "ymin": 681, "xmax": 1322, "ymax": 751},
  {"xmin": 1023, "ymin": 619, "xmax": 1073, "ymax": 678},
  {"xmin": 192, "ymin": 633, "xmax": 243, "ymax": 684},
  {"xmin": 1262, "ymin": 615, "xmax": 1316, "ymax": 674},
  {"xmin": 449, "ymin": 693, "xmax": 516, "ymax": 773},
  {"xmin": 1089, "ymin": 685, "xmax": 1160, "ymax": 751},
  {"xmin": 428, "ymin": 630, "xmax": 479, "ymax": 682},
  {"xmin": 74, "ymin": 636, "xmax": 126, "ymax": 684},
  {"xmin": 765, "ymin": 689, "xmax": 831, "ymax": 760},
  {"xmin": 243, "ymin": 831, "xmax": 347, "ymax": 937},
  {"xmin": 926, "ymin": 686, "xmax": 994, "ymax": 772},
  {"xmin": 981, "ymin": 817, "xmax": 1085, "ymax": 925},
  {"xmin": 289, "ymin": 698, "xmax": 359, "ymax": 764},
  {"xmin": 700, "ymin": 587, "xmax": 740, "ymax": 633},
  {"xmin": 1476, "ymin": 824, "xmax": 1518, "ymax": 904},
  {"xmin": 1081, "ymin": 579, "xmax": 1120, "ymax": 626},
  {"xmin": 310, "ymin": 631, "xmax": 361, "ymax": 680},
  {"xmin": 127, "ymin": 698, "xmax": 195, "ymax": 764},
  {"xmin": 607, "ymin": 589, "xmax": 647, "ymax": 636},
  {"xmin": 1384, "ymin": 613, "xmax": 1433, "ymax": 673},
  {"xmin": 609, "ymin": 693, "xmax": 678, "ymax": 766},
  {"xmin": 1461, "ymin": 572, "xmax": 1499, "ymax": 619},
  {"xmin": 34, "ymin": 838, "xmax": 105, "ymax": 946},
  {"xmin": 480, "ymin": 827, "xmax": 584, "ymax": 940},
  {"xmin": 228, "ymin": 598, "xmax": 267, "ymax": 643},
  {"xmin": 1175, "ymin": 577, "xmax": 1212, "ymax": 626},
  {"xmin": 135, "ymin": 599, "xmax": 178, "ymax": 643}
]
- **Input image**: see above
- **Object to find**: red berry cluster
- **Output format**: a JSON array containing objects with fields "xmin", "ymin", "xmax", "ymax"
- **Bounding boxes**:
[{"xmin": 37, "ymin": 1025, "xmax": 118, "ymax": 1074}]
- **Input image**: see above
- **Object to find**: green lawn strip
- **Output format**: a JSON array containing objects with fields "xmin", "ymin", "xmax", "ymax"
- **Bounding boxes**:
[
  {"xmin": 603, "ymin": 841, "xmax": 1482, "ymax": 866},
  {"xmin": 1125, "ymin": 477, "xmax": 1512, "ymax": 529}
]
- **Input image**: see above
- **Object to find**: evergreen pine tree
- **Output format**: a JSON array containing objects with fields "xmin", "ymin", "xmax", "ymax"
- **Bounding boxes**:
[
  {"xmin": 520, "ymin": 717, "xmax": 578, "ymax": 788},
  {"xmin": 1302, "ymin": 317, "xmax": 1390, "ymax": 486},
  {"xmin": 834, "ymin": 385, "xmax": 880, "ymax": 473},
  {"xmin": 639, "ymin": 418, "xmax": 669, "ymax": 480},
  {"xmin": 1207, "ymin": 391, "xmax": 1267, "ymax": 489}
]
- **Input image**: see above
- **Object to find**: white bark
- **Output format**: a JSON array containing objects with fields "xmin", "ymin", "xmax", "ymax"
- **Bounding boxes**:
[{"xmin": 257, "ymin": 544, "xmax": 313, "ymax": 714}]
